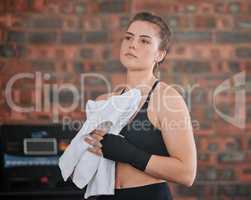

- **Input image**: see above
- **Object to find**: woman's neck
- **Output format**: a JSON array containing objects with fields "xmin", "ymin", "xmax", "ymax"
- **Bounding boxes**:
[{"xmin": 124, "ymin": 71, "xmax": 158, "ymax": 92}]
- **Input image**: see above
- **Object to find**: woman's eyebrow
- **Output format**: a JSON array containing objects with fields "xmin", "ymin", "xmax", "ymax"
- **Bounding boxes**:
[{"xmin": 125, "ymin": 32, "xmax": 152, "ymax": 39}]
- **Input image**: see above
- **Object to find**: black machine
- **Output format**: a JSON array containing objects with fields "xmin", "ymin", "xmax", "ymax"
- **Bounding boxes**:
[{"xmin": 0, "ymin": 124, "xmax": 86, "ymax": 199}]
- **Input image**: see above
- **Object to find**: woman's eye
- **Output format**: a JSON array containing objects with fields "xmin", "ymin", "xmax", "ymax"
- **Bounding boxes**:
[
  {"xmin": 124, "ymin": 36, "xmax": 131, "ymax": 40},
  {"xmin": 141, "ymin": 39, "xmax": 150, "ymax": 44}
]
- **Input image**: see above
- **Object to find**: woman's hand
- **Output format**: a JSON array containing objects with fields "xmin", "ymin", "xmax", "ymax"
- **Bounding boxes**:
[
  {"xmin": 84, "ymin": 129, "xmax": 106, "ymax": 156},
  {"xmin": 84, "ymin": 131, "xmax": 151, "ymax": 171}
]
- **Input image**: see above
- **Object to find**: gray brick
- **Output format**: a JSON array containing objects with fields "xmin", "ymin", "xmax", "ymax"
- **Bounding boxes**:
[
  {"xmin": 104, "ymin": 60, "xmax": 126, "ymax": 72},
  {"xmin": 28, "ymin": 32, "xmax": 57, "ymax": 44},
  {"xmin": 102, "ymin": 48, "xmax": 112, "ymax": 59},
  {"xmin": 217, "ymin": 184, "xmax": 251, "ymax": 197},
  {"xmin": 191, "ymin": 87, "xmax": 208, "ymax": 104},
  {"xmin": 84, "ymin": 75, "xmax": 109, "ymax": 86},
  {"xmin": 7, "ymin": 31, "xmax": 26, "ymax": 43},
  {"xmin": 31, "ymin": 60, "xmax": 54, "ymax": 72},
  {"xmin": 171, "ymin": 59, "xmax": 210, "ymax": 73},
  {"xmin": 225, "ymin": 137, "xmax": 242, "ymax": 151},
  {"xmin": 228, "ymin": 61, "xmax": 241, "ymax": 72},
  {"xmin": 74, "ymin": 62, "xmax": 85, "ymax": 73},
  {"xmin": 84, "ymin": 31, "xmax": 109, "ymax": 43},
  {"xmin": 185, "ymin": 4, "xmax": 197, "ymax": 13},
  {"xmin": 206, "ymin": 167, "xmax": 217, "ymax": 180},
  {"xmin": 199, "ymin": 121, "xmax": 211, "ymax": 129},
  {"xmin": 213, "ymin": 104, "xmax": 231, "ymax": 117},
  {"xmin": 120, "ymin": 15, "xmax": 130, "ymax": 29},
  {"xmin": 0, "ymin": 44, "xmax": 27, "ymax": 58},
  {"xmin": 0, "ymin": 44, "xmax": 16, "ymax": 58},
  {"xmin": 29, "ymin": 17, "xmax": 63, "ymax": 29},
  {"xmin": 216, "ymin": 32, "xmax": 251, "ymax": 43},
  {"xmin": 236, "ymin": 47, "xmax": 251, "ymax": 58},
  {"xmin": 58, "ymin": 90, "xmax": 75, "ymax": 104},
  {"xmin": 165, "ymin": 16, "xmax": 178, "ymax": 29},
  {"xmin": 229, "ymin": 2, "xmax": 241, "ymax": 14},
  {"xmin": 248, "ymin": 137, "xmax": 251, "ymax": 150},
  {"xmin": 208, "ymin": 143, "xmax": 219, "ymax": 152},
  {"xmin": 198, "ymin": 153, "xmax": 210, "ymax": 161},
  {"xmin": 11, "ymin": 13, "xmax": 30, "ymax": 28},
  {"xmin": 75, "ymin": 2, "xmax": 86, "ymax": 15},
  {"xmin": 197, "ymin": 167, "xmax": 218, "ymax": 181},
  {"xmin": 218, "ymin": 168, "xmax": 235, "ymax": 180},
  {"xmin": 236, "ymin": 19, "xmax": 251, "ymax": 29},
  {"xmin": 16, "ymin": 45, "xmax": 27, "ymax": 57},
  {"xmin": 61, "ymin": 32, "xmax": 83, "ymax": 44},
  {"xmin": 90, "ymin": 90, "xmax": 103, "ymax": 101},
  {"xmin": 79, "ymin": 48, "xmax": 94, "ymax": 59},
  {"xmin": 176, "ymin": 183, "xmax": 206, "ymax": 196},
  {"xmin": 204, "ymin": 106, "xmax": 213, "ymax": 121},
  {"xmin": 99, "ymin": 0, "xmax": 127, "ymax": 13},
  {"xmin": 218, "ymin": 152, "xmax": 245, "ymax": 163},
  {"xmin": 196, "ymin": 169, "xmax": 205, "ymax": 181},
  {"xmin": 173, "ymin": 31, "xmax": 212, "ymax": 43}
]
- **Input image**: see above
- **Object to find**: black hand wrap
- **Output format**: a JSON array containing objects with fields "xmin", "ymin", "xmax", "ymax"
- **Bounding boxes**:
[{"xmin": 100, "ymin": 134, "xmax": 152, "ymax": 171}]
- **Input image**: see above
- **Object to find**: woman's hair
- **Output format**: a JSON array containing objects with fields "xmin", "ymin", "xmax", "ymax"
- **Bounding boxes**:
[{"xmin": 126, "ymin": 11, "xmax": 172, "ymax": 77}]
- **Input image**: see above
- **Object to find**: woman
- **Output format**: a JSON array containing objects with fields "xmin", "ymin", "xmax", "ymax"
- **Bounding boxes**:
[{"xmin": 84, "ymin": 12, "xmax": 197, "ymax": 200}]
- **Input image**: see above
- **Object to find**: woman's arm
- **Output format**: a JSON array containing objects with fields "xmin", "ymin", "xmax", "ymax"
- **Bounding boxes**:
[{"xmin": 144, "ymin": 83, "xmax": 197, "ymax": 187}]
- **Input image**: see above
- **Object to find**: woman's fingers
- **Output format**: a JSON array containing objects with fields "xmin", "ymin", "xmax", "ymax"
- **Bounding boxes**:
[
  {"xmin": 97, "ymin": 130, "xmax": 107, "ymax": 136},
  {"xmin": 87, "ymin": 146, "xmax": 103, "ymax": 156},
  {"xmin": 84, "ymin": 129, "xmax": 106, "ymax": 156},
  {"xmin": 84, "ymin": 137, "xmax": 103, "ymax": 156},
  {"xmin": 90, "ymin": 132, "xmax": 103, "ymax": 142},
  {"xmin": 90, "ymin": 129, "xmax": 106, "ymax": 137},
  {"xmin": 84, "ymin": 136, "xmax": 102, "ymax": 148}
]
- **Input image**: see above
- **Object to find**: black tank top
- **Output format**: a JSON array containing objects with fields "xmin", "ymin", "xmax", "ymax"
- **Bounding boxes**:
[{"xmin": 119, "ymin": 80, "xmax": 170, "ymax": 156}]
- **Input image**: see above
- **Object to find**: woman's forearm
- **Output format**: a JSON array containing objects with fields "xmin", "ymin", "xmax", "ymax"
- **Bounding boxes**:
[{"xmin": 144, "ymin": 155, "xmax": 196, "ymax": 187}]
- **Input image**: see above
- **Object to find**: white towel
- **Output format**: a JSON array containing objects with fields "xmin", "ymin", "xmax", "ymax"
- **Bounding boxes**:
[{"xmin": 58, "ymin": 88, "xmax": 142, "ymax": 199}]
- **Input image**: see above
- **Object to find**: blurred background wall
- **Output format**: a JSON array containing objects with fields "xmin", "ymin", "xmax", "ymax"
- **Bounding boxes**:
[{"xmin": 0, "ymin": 0, "xmax": 250, "ymax": 199}]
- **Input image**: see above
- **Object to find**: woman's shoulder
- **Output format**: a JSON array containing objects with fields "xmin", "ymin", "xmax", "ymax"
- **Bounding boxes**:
[
  {"xmin": 158, "ymin": 80, "xmax": 182, "ymax": 97},
  {"xmin": 156, "ymin": 81, "xmax": 185, "ymax": 111},
  {"xmin": 157, "ymin": 80, "xmax": 188, "ymax": 114}
]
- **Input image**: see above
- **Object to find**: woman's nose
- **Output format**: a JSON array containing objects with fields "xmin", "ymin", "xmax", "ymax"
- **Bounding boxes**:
[{"xmin": 129, "ymin": 39, "xmax": 137, "ymax": 49}]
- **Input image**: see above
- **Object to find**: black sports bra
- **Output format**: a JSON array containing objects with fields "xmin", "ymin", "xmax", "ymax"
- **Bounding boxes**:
[{"xmin": 119, "ymin": 80, "xmax": 170, "ymax": 156}]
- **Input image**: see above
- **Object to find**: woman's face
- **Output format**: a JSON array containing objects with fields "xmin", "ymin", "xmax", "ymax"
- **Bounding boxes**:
[{"xmin": 120, "ymin": 20, "xmax": 163, "ymax": 72}]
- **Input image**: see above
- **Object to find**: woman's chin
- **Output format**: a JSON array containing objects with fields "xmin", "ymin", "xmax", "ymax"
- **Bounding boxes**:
[
  {"xmin": 122, "ymin": 63, "xmax": 139, "ymax": 70},
  {"xmin": 121, "ymin": 60, "xmax": 139, "ymax": 69}
]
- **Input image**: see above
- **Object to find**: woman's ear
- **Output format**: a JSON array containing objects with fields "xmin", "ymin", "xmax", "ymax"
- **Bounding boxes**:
[{"xmin": 156, "ymin": 50, "xmax": 167, "ymax": 63}]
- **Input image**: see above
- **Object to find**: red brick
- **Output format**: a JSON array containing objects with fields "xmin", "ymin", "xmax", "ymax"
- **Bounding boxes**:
[
  {"xmin": 32, "ymin": 0, "xmax": 46, "ymax": 12},
  {"xmin": 132, "ymin": 0, "xmax": 183, "ymax": 14},
  {"xmin": 238, "ymin": 164, "xmax": 251, "ymax": 182},
  {"xmin": 198, "ymin": 2, "xmax": 214, "ymax": 14},
  {"xmin": 234, "ymin": 16, "xmax": 251, "ymax": 29},
  {"xmin": 216, "ymin": 16, "xmax": 234, "ymax": 30},
  {"xmin": 194, "ymin": 15, "xmax": 216, "ymax": 29},
  {"xmin": 0, "ymin": 2, "xmax": 251, "ymax": 199},
  {"xmin": 0, "ymin": 29, "xmax": 4, "ymax": 42}
]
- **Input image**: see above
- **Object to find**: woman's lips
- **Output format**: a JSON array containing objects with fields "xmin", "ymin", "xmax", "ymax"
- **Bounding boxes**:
[{"xmin": 125, "ymin": 53, "xmax": 137, "ymax": 58}]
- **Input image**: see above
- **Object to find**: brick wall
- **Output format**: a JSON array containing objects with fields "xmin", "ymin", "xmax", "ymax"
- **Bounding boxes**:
[{"xmin": 0, "ymin": 0, "xmax": 250, "ymax": 199}]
